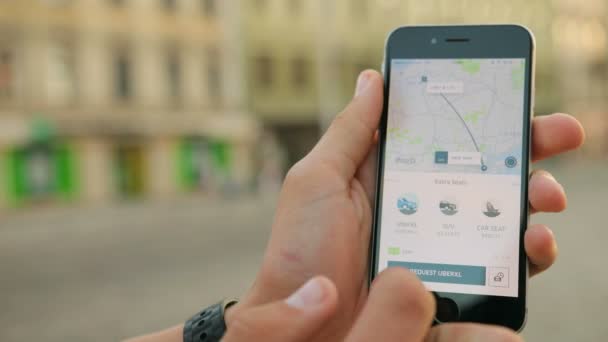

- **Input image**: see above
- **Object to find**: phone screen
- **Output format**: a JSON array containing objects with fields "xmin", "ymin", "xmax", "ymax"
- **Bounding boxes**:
[{"xmin": 376, "ymin": 58, "xmax": 527, "ymax": 298}]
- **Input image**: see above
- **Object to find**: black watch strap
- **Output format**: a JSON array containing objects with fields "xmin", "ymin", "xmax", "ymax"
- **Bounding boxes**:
[{"xmin": 183, "ymin": 300, "xmax": 237, "ymax": 342}]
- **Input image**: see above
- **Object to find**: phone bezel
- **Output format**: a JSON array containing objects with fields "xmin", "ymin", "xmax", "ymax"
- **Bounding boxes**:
[{"xmin": 369, "ymin": 25, "xmax": 534, "ymax": 331}]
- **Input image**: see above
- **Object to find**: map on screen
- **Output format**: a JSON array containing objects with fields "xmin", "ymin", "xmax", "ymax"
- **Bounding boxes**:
[{"xmin": 386, "ymin": 59, "xmax": 525, "ymax": 175}]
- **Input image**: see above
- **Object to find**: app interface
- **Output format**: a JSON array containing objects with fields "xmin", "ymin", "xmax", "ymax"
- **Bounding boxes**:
[{"xmin": 377, "ymin": 59, "xmax": 526, "ymax": 297}]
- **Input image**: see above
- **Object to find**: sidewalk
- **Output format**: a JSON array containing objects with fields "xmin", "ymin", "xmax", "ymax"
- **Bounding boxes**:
[
  {"xmin": 0, "ymin": 194, "xmax": 277, "ymax": 341},
  {"xmin": 0, "ymin": 161, "xmax": 606, "ymax": 341}
]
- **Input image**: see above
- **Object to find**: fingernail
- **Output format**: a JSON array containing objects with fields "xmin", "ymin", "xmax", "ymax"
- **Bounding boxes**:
[
  {"xmin": 539, "ymin": 170, "xmax": 557, "ymax": 182},
  {"xmin": 539, "ymin": 171, "xmax": 566, "ymax": 192},
  {"xmin": 355, "ymin": 71, "xmax": 371, "ymax": 97},
  {"xmin": 285, "ymin": 278, "xmax": 326, "ymax": 310}
]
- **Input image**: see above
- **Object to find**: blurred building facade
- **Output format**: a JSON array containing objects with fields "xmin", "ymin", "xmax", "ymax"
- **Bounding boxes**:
[
  {"xmin": 240, "ymin": 1, "xmax": 323, "ymax": 166},
  {"xmin": 246, "ymin": 0, "xmax": 608, "ymax": 163},
  {"xmin": 551, "ymin": 0, "xmax": 608, "ymax": 157},
  {"xmin": 0, "ymin": 0, "xmax": 259, "ymax": 208},
  {"xmin": 1, "ymin": 0, "xmax": 606, "ymax": 209},
  {"xmin": 315, "ymin": 0, "xmax": 563, "ymax": 121}
]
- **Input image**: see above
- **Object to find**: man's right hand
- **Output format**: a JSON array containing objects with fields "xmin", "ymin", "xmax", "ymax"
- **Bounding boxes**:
[
  {"xmin": 231, "ymin": 69, "xmax": 583, "ymax": 340},
  {"xmin": 223, "ymin": 268, "xmax": 522, "ymax": 342}
]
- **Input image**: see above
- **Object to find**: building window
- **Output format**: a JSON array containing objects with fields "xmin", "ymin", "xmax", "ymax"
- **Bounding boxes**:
[
  {"xmin": 206, "ymin": 48, "xmax": 222, "ymax": 106},
  {"xmin": 115, "ymin": 52, "xmax": 132, "ymax": 101},
  {"xmin": 0, "ymin": 49, "xmax": 14, "ymax": 100},
  {"xmin": 109, "ymin": 0, "xmax": 126, "ymax": 7},
  {"xmin": 331, "ymin": 53, "xmax": 347, "ymax": 82},
  {"xmin": 254, "ymin": 0, "xmax": 266, "ymax": 11},
  {"xmin": 352, "ymin": 0, "xmax": 367, "ymax": 19},
  {"xmin": 162, "ymin": 0, "xmax": 177, "ymax": 12},
  {"xmin": 288, "ymin": 0, "xmax": 301, "ymax": 14},
  {"xmin": 167, "ymin": 50, "xmax": 181, "ymax": 104},
  {"xmin": 46, "ymin": 41, "xmax": 77, "ymax": 105},
  {"xmin": 330, "ymin": 52, "xmax": 353, "ymax": 98},
  {"xmin": 291, "ymin": 57, "xmax": 310, "ymax": 89},
  {"xmin": 254, "ymin": 56, "xmax": 273, "ymax": 89},
  {"xmin": 202, "ymin": 0, "xmax": 216, "ymax": 16},
  {"xmin": 320, "ymin": 1, "xmax": 335, "ymax": 22},
  {"xmin": 41, "ymin": 0, "xmax": 73, "ymax": 7}
]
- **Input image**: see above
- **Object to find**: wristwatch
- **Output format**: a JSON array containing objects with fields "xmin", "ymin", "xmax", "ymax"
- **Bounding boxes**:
[{"xmin": 183, "ymin": 299, "xmax": 238, "ymax": 342}]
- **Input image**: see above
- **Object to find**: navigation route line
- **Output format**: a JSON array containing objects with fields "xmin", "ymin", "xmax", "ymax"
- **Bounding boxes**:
[{"xmin": 439, "ymin": 93, "xmax": 487, "ymax": 171}]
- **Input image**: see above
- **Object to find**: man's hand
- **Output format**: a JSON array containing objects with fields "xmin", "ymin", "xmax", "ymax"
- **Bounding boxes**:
[
  {"xmin": 231, "ymin": 70, "xmax": 585, "ymax": 339},
  {"xmin": 225, "ymin": 269, "xmax": 522, "ymax": 342}
]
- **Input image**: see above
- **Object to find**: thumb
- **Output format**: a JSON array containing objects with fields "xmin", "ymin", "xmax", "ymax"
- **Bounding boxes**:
[
  {"xmin": 222, "ymin": 276, "xmax": 338, "ymax": 342},
  {"xmin": 309, "ymin": 69, "xmax": 383, "ymax": 179}
]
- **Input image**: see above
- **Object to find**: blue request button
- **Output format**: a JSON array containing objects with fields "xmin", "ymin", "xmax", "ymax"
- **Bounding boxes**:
[
  {"xmin": 435, "ymin": 151, "xmax": 448, "ymax": 164},
  {"xmin": 388, "ymin": 261, "xmax": 486, "ymax": 286}
]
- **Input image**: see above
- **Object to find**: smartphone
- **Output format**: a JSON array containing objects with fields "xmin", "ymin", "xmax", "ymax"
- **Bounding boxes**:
[{"xmin": 369, "ymin": 25, "xmax": 534, "ymax": 331}]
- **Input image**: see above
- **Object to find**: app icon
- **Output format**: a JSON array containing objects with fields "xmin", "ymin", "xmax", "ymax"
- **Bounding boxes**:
[
  {"xmin": 505, "ymin": 156, "xmax": 518, "ymax": 168},
  {"xmin": 488, "ymin": 267, "xmax": 509, "ymax": 288},
  {"xmin": 434, "ymin": 151, "xmax": 448, "ymax": 164},
  {"xmin": 439, "ymin": 199, "xmax": 459, "ymax": 216},
  {"xmin": 397, "ymin": 194, "xmax": 419, "ymax": 215},
  {"xmin": 483, "ymin": 201, "xmax": 501, "ymax": 218}
]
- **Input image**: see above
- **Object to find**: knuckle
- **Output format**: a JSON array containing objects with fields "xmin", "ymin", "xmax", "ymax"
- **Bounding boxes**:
[
  {"xmin": 330, "ymin": 107, "xmax": 370, "ymax": 137},
  {"xmin": 326, "ymin": 109, "xmax": 353, "ymax": 136}
]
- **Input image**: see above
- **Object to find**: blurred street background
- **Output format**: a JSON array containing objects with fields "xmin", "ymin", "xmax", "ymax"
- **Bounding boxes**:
[{"xmin": 0, "ymin": 0, "xmax": 606, "ymax": 341}]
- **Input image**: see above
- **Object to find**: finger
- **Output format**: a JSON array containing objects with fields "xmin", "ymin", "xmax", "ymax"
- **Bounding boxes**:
[
  {"xmin": 310, "ymin": 70, "xmax": 383, "ymax": 180},
  {"xmin": 425, "ymin": 323, "xmax": 523, "ymax": 342},
  {"xmin": 356, "ymin": 139, "xmax": 378, "ymax": 204},
  {"xmin": 346, "ymin": 267, "xmax": 435, "ymax": 342},
  {"xmin": 223, "ymin": 277, "xmax": 338, "ymax": 342},
  {"xmin": 532, "ymin": 113, "xmax": 585, "ymax": 162},
  {"xmin": 529, "ymin": 170, "xmax": 567, "ymax": 214},
  {"xmin": 525, "ymin": 224, "xmax": 558, "ymax": 277}
]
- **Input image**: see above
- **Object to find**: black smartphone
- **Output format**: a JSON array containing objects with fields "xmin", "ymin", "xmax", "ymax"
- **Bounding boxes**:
[{"xmin": 369, "ymin": 25, "xmax": 534, "ymax": 331}]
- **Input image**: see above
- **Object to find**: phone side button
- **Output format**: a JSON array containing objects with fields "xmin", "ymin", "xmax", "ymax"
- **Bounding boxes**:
[{"xmin": 435, "ymin": 297, "xmax": 460, "ymax": 323}]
